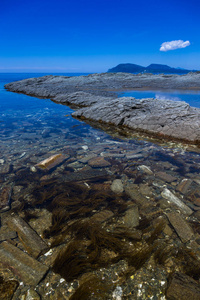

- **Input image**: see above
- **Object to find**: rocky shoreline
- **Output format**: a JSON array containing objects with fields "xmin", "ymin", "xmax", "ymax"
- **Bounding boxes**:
[
  {"xmin": 5, "ymin": 72, "xmax": 200, "ymax": 145},
  {"xmin": 2, "ymin": 72, "xmax": 200, "ymax": 299}
]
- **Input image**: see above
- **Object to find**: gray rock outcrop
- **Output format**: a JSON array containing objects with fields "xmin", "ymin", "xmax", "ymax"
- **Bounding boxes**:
[
  {"xmin": 73, "ymin": 96, "xmax": 200, "ymax": 143},
  {"xmin": 4, "ymin": 72, "xmax": 200, "ymax": 145},
  {"xmin": 5, "ymin": 72, "xmax": 200, "ymax": 97}
]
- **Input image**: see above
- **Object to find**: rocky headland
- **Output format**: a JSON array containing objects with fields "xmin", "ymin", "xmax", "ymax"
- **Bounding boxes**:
[{"xmin": 5, "ymin": 72, "xmax": 200, "ymax": 145}]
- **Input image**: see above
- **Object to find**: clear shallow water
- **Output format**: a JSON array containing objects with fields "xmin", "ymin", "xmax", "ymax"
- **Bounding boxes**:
[
  {"xmin": 0, "ymin": 73, "xmax": 94, "ymax": 144},
  {"xmin": 119, "ymin": 90, "xmax": 200, "ymax": 108},
  {"xmin": 1, "ymin": 73, "xmax": 200, "ymax": 155},
  {"xmin": 1, "ymin": 74, "xmax": 200, "ymax": 299}
]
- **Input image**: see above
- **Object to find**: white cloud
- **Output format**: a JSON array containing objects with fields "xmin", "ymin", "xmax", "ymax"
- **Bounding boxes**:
[{"xmin": 160, "ymin": 40, "xmax": 190, "ymax": 52}]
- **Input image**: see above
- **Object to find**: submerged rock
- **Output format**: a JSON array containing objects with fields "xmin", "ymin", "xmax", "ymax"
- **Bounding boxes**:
[
  {"xmin": 0, "ymin": 241, "xmax": 49, "ymax": 286},
  {"xmin": 6, "ymin": 214, "xmax": 48, "ymax": 258},
  {"xmin": 166, "ymin": 212, "xmax": 194, "ymax": 243},
  {"xmin": 161, "ymin": 188, "xmax": 193, "ymax": 215},
  {"xmin": 35, "ymin": 154, "xmax": 67, "ymax": 171},
  {"xmin": 0, "ymin": 185, "xmax": 12, "ymax": 212},
  {"xmin": 88, "ymin": 156, "xmax": 111, "ymax": 168},
  {"xmin": 110, "ymin": 179, "xmax": 124, "ymax": 194}
]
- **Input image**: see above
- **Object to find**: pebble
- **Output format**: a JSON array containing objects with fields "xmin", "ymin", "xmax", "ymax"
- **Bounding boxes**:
[{"xmin": 110, "ymin": 179, "xmax": 124, "ymax": 193}]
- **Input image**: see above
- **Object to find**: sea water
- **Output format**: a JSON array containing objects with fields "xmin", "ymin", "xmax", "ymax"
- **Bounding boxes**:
[
  {"xmin": 1, "ymin": 72, "xmax": 200, "ymax": 168},
  {"xmin": 1, "ymin": 73, "xmax": 200, "ymax": 299}
]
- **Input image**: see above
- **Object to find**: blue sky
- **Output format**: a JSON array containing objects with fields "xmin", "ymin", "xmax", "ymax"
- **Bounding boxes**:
[{"xmin": 0, "ymin": 0, "xmax": 199, "ymax": 72}]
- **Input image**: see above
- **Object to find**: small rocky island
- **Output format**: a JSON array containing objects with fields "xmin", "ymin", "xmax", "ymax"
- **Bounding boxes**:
[{"xmin": 5, "ymin": 72, "xmax": 200, "ymax": 145}]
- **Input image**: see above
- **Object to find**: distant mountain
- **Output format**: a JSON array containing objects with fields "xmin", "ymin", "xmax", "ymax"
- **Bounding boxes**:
[
  {"xmin": 107, "ymin": 63, "xmax": 144, "ymax": 73},
  {"xmin": 107, "ymin": 63, "xmax": 194, "ymax": 74}
]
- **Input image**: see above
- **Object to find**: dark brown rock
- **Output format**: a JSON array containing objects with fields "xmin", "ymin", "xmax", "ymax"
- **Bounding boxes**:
[
  {"xmin": 0, "ymin": 241, "xmax": 49, "ymax": 286},
  {"xmin": 91, "ymin": 210, "xmax": 114, "ymax": 223},
  {"xmin": 0, "ymin": 163, "xmax": 12, "ymax": 174},
  {"xmin": 156, "ymin": 171, "xmax": 176, "ymax": 183},
  {"xmin": 0, "ymin": 225, "xmax": 17, "ymax": 242},
  {"xmin": 0, "ymin": 186, "xmax": 12, "ymax": 212},
  {"xmin": 187, "ymin": 189, "xmax": 200, "ymax": 207},
  {"xmin": 167, "ymin": 212, "xmax": 194, "ymax": 243},
  {"xmin": 176, "ymin": 178, "xmax": 192, "ymax": 194},
  {"xmin": 166, "ymin": 272, "xmax": 200, "ymax": 300},
  {"xmin": 88, "ymin": 157, "xmax": 111, "ymax": 168},
  {"xmin": 124, "ymin": 182, "xmax": 150, "ymax": 206},
  {"xmin": 6, "ymin": 214, "xmax": 48, "ymax": 258},
  {"xmin": 60, "ymin": 168, "xmax": 109, "ymax": 182}
]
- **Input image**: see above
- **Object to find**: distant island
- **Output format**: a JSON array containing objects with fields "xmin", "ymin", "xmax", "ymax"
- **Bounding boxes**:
[{"xmin": 107, "ymin": 63, "xmax": 197, "ymax": 74}]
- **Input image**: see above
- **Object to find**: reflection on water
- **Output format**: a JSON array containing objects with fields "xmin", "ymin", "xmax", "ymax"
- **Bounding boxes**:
[{"xmin": 1, "ymin": 73, "xmax": 200, "ymax": 299}]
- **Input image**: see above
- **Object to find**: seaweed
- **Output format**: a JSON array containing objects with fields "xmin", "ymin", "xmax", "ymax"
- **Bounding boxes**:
[
  {"xmin": 154, "ymin": 243, "xmax": 175, "ymax": 265},
  {"xmin": 176, "ymin": 247, "xmax": 200, "ymax": 280},
  {"xmin": 136, "ymin": 216, "xmax": 152, "ymax": 231},
  {"xmin": 23, "ymin": 210, "xmax": 38, "ymax": 222},
  {"xmin": 52, "ymin": 240, "xmax": 92, "ymax": 281},
  {"xmin": 69, "ymin": 276, "xmax": 110, "ymax": 300},
  {"xmin": 145, "ymin": 218, "xmax": 166, "ymax": 244},
  {"xmin": 125, "ymin": 244, "xmax": 155, "ymax": 270},
  {"xmin": 119, "ymin": 266, "xmax": 136, "ymax": 282}
]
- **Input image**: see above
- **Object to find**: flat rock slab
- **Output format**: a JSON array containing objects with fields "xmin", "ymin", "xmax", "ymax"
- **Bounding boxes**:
[
  {"xmin": 5, "ymin": 73, "xmax": 200, "ymax": 97},
  {"xmin": 0, "ymin": 241, "xmax": 49, "ymax": 286},
  {"xmin": 59, "ymin": 168, "xmax": 109, "ymax": 183},
  {"xmin": 4, "ymin": 73, "xmax": 200, "ymax": 144},
  {"xmin": 88, "ymin": 157, "xmax": 111, "ymax": 168},
  {"xmin": 176, "ymin": 178, "xmax": 193, "ymax": 194},
  {"xmin": 161, "ymin": 188, "xmax": 193, "ymax": 215},
  {"xmin": 6, "ymin": 214, "xmax": 48, "ymax": 258},
  {"xmin": 0, "ymin": 225, "xmax": 17, "ymax": 242},
  {"xmin": 156, "ymin": 171, "xmax": 176, "ymax": 183},
  {"xmin": 166, "ymin": 212, "xmax": 194, "ymax": 243}
]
